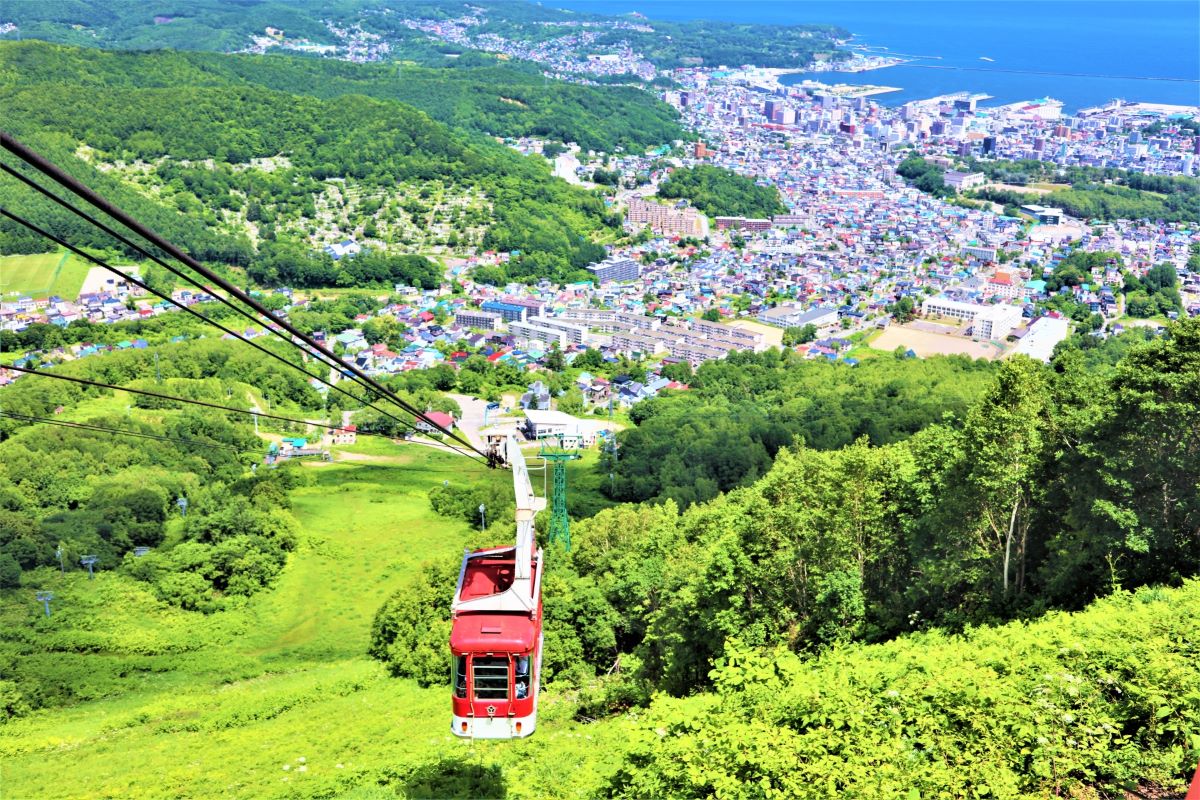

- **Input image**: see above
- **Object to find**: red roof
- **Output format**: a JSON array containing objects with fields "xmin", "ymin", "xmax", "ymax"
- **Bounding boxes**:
[
  {"xmin": 450, "ymin": 612, "xmax": 537, "ymax": 654},
  {"xmin": 424, "ymin": 411, "xmax": 455, "ymax": 429}
]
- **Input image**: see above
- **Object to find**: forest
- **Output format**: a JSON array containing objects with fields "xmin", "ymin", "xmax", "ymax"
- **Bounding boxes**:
[
  {"xmin": 604, "ymin": 350, "xmax": 997, "ymax": 508},
  {"xmin": 657, "ymin": 164, "xmax": 788, "ymax": 219},
  {"xmin": 370, "ymin": 317, "xmax": 1200, "ymax": 797},
  {"xmin": 0, "ymin": 41, "xmax": 685, "ymax": 154},
  {"xmin": 0, "ymin": 41, "xmax": 618, "ymax": 285}
]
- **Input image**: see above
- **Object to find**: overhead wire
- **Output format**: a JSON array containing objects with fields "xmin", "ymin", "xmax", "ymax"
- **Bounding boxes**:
[
  {"xmin": 0, "ymin": 159, "xmax": 484, "ymax": 459},
  {"xmin": 0, "ymin": 362, "xmax": 486, "ymax": 460},
  {"xmin": 0, "ymin": 204, "xmax": 487, "ymax": 464},
  {"xmin": 0, "ymin": 131, "xmax": 490, "ymax": 460}
]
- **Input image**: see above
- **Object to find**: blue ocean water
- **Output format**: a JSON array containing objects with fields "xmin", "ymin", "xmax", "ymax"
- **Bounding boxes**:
[{"xmin": 550, "ymin": 1, "xmax": 1200, "ymax": 110}]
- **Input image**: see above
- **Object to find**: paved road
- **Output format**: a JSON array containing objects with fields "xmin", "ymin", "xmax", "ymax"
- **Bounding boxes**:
[{"xmin": 449, "ymin": 393, "xmax": 525, "ymax": 453}]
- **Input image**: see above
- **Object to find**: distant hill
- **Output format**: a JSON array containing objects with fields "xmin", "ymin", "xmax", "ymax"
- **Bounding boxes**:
[
  {"xmin": 0, "ymin": 40, "xmax": 685, "ymax": 154},
  {"xmin": 0, "ymin": 0, "xmax": 848, "ymax": 70},
  {"xmin": 0, "ymin": 41, "xmax": 618, "ymax": 285}
]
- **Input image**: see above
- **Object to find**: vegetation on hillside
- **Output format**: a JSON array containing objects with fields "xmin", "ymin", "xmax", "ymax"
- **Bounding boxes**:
[
  {"xmin": 375, "ymin": 319, "xmax": 1198, "ymax": 712},
  {"xmin": 2, "ymin": 319, "xmax": 1197, "ymax": 796},
  {"xmin": 0, "ymin": 41, "xmax": 613, "ymax": 285},
  {"xmin": 0, "ymin": 41, "xmax": 684, "ymax": 154},
  {"xmin": 610, "ymin": 582, "xmax": 1200, "ymax": 798},
  {"xmin": 0, "ymin": 0, "xmax": 848, "ymax": 71},
  {"xmin": 657, "ymin": 164, "xmax": 787, "ymax": 219},
  {"xmin": 606, "ymin": 350, "xmax": 996, "ymax": 507},
  {"xmin": 899, "ymin": 153, "xmax": 1200, "ymax": 222},
  {"xmin": 0, "ymin": 339, "xmax": 324, "ymax": 609}
]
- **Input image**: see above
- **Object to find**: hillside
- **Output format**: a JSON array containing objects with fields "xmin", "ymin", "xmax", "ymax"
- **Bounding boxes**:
[
  {"xmin": 657, "ymin": 164, "xmax": 788, "ymax": 219},
  {"xmin": 0, "ymin": 40, "xmax": 685, "ymax": 153},
  {"xmin": 0, "ymin": 41, "xmax": 616, "ymax": 284}
]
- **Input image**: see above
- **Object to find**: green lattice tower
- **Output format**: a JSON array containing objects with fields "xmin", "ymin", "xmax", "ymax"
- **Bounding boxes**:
[{"xmin": 539, "ymin": 443, "xmax": 579, "ymax": 550}]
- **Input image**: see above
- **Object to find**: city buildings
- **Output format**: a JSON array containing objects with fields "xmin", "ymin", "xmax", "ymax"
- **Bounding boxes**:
[{"xmin": 455, "ymin": 309, "xmax": 502, "ymax": 330}]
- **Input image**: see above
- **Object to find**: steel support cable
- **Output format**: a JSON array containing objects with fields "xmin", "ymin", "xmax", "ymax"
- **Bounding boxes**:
[
  {"xmin": 0, "ymin": 362, "xmax": 485, "ymax": 460},
  {"xmin": 1, "ymin": 161, "xmax": 369, "ymax": 399},
  {"xmin": 0, "ymin": 131, "xmax": 488, "ymax": 459},
  {"xmin": 0, "ymin": 158, "xmax": 483, "ymax": 459},
  {"xmin": 0, "ymin": 410, "xmax": 257, "ymax": 455},
  {"xmin": 0, "ymin": 205, "xmax": 485, "ymax": 463}
]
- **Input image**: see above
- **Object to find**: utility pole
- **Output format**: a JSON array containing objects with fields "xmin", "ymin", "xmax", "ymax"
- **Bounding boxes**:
[
  {"xmin": 80, "ymin": 556, "xmax": 98, "ymax": 580},
  {"xmin": 35, "ymin": 591, "xmax": 53, "ymax": 617},
  {"xmin": 154, "ymin": 351, "xmax": 161, "ymax": 384},
  {"xmin": 479, "ymin": 503, "xmax": 486, "ymax": 530}
]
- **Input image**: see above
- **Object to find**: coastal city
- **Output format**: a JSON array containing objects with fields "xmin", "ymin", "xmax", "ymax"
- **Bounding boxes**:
[{"xmin": 5, "ymin": 50, "xmax": 1197, "ymax": 401}]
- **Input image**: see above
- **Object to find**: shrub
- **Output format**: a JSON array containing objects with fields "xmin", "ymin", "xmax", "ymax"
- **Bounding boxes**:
[{"xmin": 0, "ymin": 552, "xmax": 22, "ymax": 589}]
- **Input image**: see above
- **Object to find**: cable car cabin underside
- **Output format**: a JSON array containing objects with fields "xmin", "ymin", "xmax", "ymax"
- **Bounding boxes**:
[{"xmin": 450, "ymin": 545, "xmax": 543, "ymax": 739}]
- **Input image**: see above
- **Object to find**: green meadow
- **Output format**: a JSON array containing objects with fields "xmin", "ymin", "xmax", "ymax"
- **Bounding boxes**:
[
  {"xmin": 0, "ymin": 251, "xmax": 92, "ymax": 300},
  {"xmin": 0, "ymin": 447, "xmax": 626, "ymax": 799}
]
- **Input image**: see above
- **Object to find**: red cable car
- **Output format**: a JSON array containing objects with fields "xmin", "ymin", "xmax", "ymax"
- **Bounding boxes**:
[{"xmin": 450, "ymin": 437, "xmax": 545, "ymax": 739}]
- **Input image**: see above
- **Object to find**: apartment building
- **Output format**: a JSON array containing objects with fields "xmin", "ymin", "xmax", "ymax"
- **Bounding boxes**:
[
  {"xmin": 508, "ymin": 320, "xmax": 566, "ymax": 349},
  {"xmin": 526, "ymin": 316, "xmax": 588, "ymax": 346},
  {"xmin": 586, "ymin": 257, "xmax": 641, "ymax": 284},
  {"xmin": 625, "ymin": 196, "xmax": 705, "ymax": 237},
  {"xmin": 454, "ymin": 309, "xmax": 502, "ymax": 330}
]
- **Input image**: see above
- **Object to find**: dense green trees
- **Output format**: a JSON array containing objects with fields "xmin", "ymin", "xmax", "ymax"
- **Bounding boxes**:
[
  {"xmin": 0, "ymin": 338, "xmax": 319, "ymax": 597},
  {"xmin": 0, "ymin": 41, "xmax": 685, "ymax": 154},
  {"xmin": 1125, "ymin": 261, "xmax": 1184, "ymax": 317},
  {"xmin": 247, "ymin": 244, "xmax": 442, "ymax": 289},
  {"xmin": 657, "ymin": 165, "xmax": 786, "ymax": 218},
  {"xmin": 964, "ymin": 156, "xmax": 1200, "ymax": 223},
  {"xmin": 607, "ymin": 349, "xmax": 996, "ymax": 507},
  {"xmin": 609, "ymin": 582, "xmax": 1200, "ymax": 798},
  {"xmin": 896, "ymin": 155, "xmax": 952, "ymax": 197}
]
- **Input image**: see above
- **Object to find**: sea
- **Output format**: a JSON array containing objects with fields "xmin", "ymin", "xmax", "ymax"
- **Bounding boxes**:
[{"xmin": 549, "ymin": 0, "xmax": 1200, "ymax": 111}]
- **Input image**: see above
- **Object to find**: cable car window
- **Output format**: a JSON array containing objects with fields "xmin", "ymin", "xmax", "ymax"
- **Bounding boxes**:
[
  {"xmin": 473, "ymin": 656, "xmax": 509, "ymax": 700},
  {"xmin": 454, "ymin": 656, "xmax": 468, "ymax": 699},
  {"xmin": 514, "ymin": 654, "xmax": 530, "ymax": 699}
]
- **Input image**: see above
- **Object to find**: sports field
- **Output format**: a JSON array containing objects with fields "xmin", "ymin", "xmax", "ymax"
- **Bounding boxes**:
[
  {"xmin": 873, "ymin": 323, "xmax": 1008, "ymax": 360},
  {"xmin": 0, "ymin": 250, "xmax": 92, "ymax": 299}
]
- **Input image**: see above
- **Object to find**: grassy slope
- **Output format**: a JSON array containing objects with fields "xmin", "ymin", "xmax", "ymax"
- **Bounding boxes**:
[
  {"xmin": 0, "ymin": 251, "xmax": 92, "ymax": 300},
  {"xmin": 0, "ymin": 447, "xmax": 626, "ymax": 799}
]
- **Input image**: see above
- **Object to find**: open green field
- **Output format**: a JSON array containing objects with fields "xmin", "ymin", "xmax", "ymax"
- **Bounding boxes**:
[
  {"xmin": 0, "ymin": 251, "xmax": 92, "ymax": 300},
  {"xmin": 0, "ymin": 447, "xmax": 627, "ymax": 799}
]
